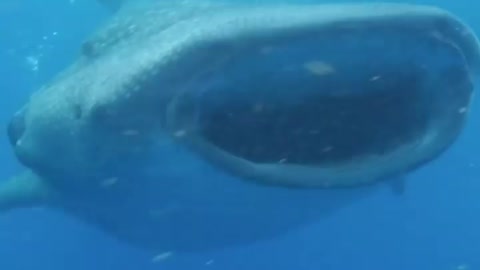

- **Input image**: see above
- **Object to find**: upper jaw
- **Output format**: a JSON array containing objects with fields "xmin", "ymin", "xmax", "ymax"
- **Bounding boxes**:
[{"xmin": 163, "ymin": 4, "xmax": 479, "ymax": 188}]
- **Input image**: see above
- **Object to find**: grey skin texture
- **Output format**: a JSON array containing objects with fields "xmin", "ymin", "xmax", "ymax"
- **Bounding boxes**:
[{"xmin": 2, "ymin": 0, "xmax": 480, "ymax": 251}]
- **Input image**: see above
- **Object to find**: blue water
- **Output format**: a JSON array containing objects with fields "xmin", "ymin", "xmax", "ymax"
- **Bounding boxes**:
[{"xmin": 1, "ymin": 0, "xmax": 480, "ymax": 269}]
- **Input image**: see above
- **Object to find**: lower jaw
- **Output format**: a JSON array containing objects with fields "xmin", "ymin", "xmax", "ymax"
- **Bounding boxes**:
[{"xmin": 167, "ymin": 122, "xmax": 455, "ymax": 188}]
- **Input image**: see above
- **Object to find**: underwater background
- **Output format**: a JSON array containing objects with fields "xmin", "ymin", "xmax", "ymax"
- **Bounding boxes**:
[{"xmin": 0, "ymin": 0, "xmax": 480, "ymax": 269}]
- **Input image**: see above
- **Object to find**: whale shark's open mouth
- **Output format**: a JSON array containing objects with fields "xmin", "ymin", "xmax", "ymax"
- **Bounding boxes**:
[
  {"xmin": 167, "ymin": 13, "xmax": 476, "ymax": 188},
  {"xmin": 200, "ymin": 70, "xmax": 427, "ymax": 167}
]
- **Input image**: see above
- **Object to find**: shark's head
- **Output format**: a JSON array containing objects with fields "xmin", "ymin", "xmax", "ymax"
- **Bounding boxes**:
[{"xmin": 7, "ymin": 2, "xmax": 480, "ymax": 189}]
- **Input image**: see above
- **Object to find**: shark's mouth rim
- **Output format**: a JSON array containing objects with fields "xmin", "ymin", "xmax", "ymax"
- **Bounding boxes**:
[
  {"xmin": 166, "ymin": 99, "xmax": 464, "ymax": 189},
  {"xmin": 162, "ymin": 13, "xmax": 475, "ymax": 188}
]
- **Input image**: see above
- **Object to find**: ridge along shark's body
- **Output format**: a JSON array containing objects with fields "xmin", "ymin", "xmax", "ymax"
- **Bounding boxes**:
[{"xmin": 2, "ymin": 0, "xmax": 480, "ymax": 251}]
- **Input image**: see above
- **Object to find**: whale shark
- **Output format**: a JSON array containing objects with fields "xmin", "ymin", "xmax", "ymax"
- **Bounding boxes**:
[{"xmin": 2, "ymin": 0, "xmax": 479, "ymax": 251}]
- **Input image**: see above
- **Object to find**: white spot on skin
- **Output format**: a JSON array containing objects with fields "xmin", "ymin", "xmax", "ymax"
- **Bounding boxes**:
[
  {"xmin": 127, "ymin": 24, "xmax": 137, "ymax": 33},
  {"xmin": 370, "ymin": 75, "xmax": 381, "ymax": 81},
  {"xmin": 458, "ymin": 107, "xmax": 467, "ymax": 114},
  {"xmin": 151, "ymin": 251, "xmax": 173, "ymax": 263},
  {"xmin": 259, "ymin": 46, "xmax": 274, "ymax": 54},
  {"xmin": 278, "ymin": 158, "xmax": 287, "ymax": 164},
  {"xmin": 100, "ymin": 177, "xmax": 119, "ymax": 188},
  {"xmin": 205, "ymin": 259, "xmax": 214, "ymax": 265},
  {"xmin": 322, "ymin": 146, "xmax": 333, "ymax": 153},
  {"xmin": 174, "ymin": 130, "xmax": 186, "ymax": 137},
  {"xmin": 149, "ymin": 204, "xmax": 180, "ymax": 219},
  {"xmin": 304, "ymin": 61, "xmax": 335, "ymax": 76},
  {"xmin": 252, "ymin": 103, "xmax": 264, "ymax": 113},
  {"xmin": 430, "ymin": 30, "xmax": 444, "ymax": 41}
]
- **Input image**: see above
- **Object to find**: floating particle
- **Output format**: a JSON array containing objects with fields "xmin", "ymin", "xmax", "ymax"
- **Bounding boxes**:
[
  {"xmin": 151, "ymin": 251, "xmax": 173, "ymax": 263},
  {"xmin": 456, "ymin": 264, "xmax": 470, "ymax": 270},
  {"xmin": 26, "ymin": 56, "xmax": 39, "ymax": 71}
]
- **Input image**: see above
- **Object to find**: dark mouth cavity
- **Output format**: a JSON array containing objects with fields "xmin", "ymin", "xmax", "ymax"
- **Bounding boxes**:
[{"xmin": 198, "ymin": 68, "xmax": 430, "ymax": 166}]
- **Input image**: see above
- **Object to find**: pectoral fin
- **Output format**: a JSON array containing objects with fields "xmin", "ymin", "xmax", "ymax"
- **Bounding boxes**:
[{"xmin": 0, "ymin": 170, "xmax": 53, "ymax": 212}]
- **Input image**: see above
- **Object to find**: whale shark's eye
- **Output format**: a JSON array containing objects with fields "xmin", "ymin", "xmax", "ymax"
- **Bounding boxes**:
[{"xmin": 80, "ymin": 13, "xmax": 142, "ymax": 59}]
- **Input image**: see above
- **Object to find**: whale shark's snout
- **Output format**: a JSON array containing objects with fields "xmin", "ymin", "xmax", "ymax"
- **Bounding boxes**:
[{"xmin": 9, "ymin": 3, "xmax": 480, "ymax": 190}]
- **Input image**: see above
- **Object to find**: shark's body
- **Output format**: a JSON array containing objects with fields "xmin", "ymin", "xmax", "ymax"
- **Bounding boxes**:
[{"xmin": 2, "ymin": 0, "xmax": 480, "ymax": 251}]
